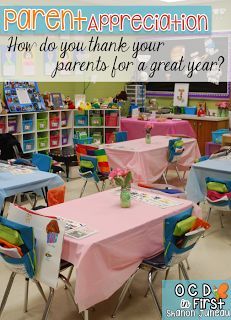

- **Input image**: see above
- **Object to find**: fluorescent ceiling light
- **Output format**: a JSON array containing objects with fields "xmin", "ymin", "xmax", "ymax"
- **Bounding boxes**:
[{"xmin": 161, "ymin": 0, "xmax": 187, "ymax": 3}]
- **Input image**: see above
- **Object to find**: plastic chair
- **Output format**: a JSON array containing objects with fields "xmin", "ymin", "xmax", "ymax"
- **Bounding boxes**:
[
  {"xmin": 115, "ymin": 131, "xmax": 128, "ymax": 142},
  {"xmin": 205, "ymin": 177, "xmax": 231, "ymax": 229},
  {"xmin": 0, "ymin": 214, "xmax": 76, "ymax": 320},
  {"xmin": 112, "ymin": 207, "xmax": 207, "ymax": 318},
  {"xmin": 32, "ymin": 153, "xmax": 52, "ymax": 172},
  {"xmin": 162, "ymin": 138, "xmax": 184, "ymax": 184}
]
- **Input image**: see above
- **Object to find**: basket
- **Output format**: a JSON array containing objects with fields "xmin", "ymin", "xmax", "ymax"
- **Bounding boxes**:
[
  {"xmin": 0, "ymin": 122, "xmax": 5, "ymax": 134},
  {"xmin": 105, "ymin": 114, "xmax": 118, "ymax": 126},
  {"xmin": 37, "ymin": 137, "xmax": 49, "ymax": 150},
  {"xmin": 22, "ymin": 120, "xmax": 33, "ymax": 132},
  {"xmin": 49, "ymin": 117, "xmax": 60, "ymax": 129},
  {"xmin": 75, "ymin": 115, "xmax": 88, "ymax": 127},
  {"xmin": 8, "ymin": 120, "xmax": 17, "ymax": 133},
  {"xmin": 37, "ymin": 118, "xmax": 48, "ymax": 131},
  {"xmin": 23, "ymin": 139, "xmax": 35, "ymax": 152},
  {"xmin": 212, "ymin": 129, "xmax": 229, "ymax": 144},
  {"xmin": 184, "ymin": 107, "xmax": 197, "ymax": 115},
  {"xmin": 50, "ymin": 135, "xmax": 60, "ymax": 147},
  {"xmin": 106, "ymin": 132, "xmax": 115, "ymax": 144},
  {"xmin": 73, "ymin": 137, "xmax": 93, "ymax": 145},
  {"xmin": 62, "ymin": 135, "xmax": 68, "ymax": 145},
  {"xmin": 90, "ymin": 116, "xmax": 102, "ymax": 126}
]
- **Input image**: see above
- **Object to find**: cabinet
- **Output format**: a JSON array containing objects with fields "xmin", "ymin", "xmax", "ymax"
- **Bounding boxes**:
[{"xmin": 187, "ymin": 119, "xmax": 229, "ymax": 154}]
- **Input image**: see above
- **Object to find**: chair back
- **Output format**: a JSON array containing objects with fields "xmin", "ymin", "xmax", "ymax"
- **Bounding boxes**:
[
  {"xmin": 32, "ymin": 153, "xmax": 52, "ymax": 172},
  {"xmin": 205, "ymin": 177, "xmax": 231, "ymax": 209},
  {"xmin": 79, "ymin": 155, "xmax": 100, "ymax": 182},
  {"xmin": 167, "ymin": 138, "xmax": 184, "ymax": 163},
  {"xmin": 164, "ymin": 207, "xmax": 205, "ymax": 266},
  {"xmin": 47, "ymin": 185, "xmax": 66, "ymax": 207},
  {"xmin": 93, "ymin": 148, "xmax": 110, "ymax": 176},
  {"xmin": 0, "ymin": 216, "xmax": 36, "ymax": 278},
  {"xmin": 115, "ymin": 131, "xmax": 128, "ymax": 142}
]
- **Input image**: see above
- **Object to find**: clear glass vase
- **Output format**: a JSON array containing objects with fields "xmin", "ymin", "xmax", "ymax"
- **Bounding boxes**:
[
  {"xmin": 145, "ymin": 133, "xmax": 151, "ymax": 144},
  {"xmin": 120, "ymin": 187, "xmax": 131, "ymax": 208}
]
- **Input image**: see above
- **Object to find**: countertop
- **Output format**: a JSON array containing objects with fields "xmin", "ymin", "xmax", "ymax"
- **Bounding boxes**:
[{"xmin": 157, "ymin": 114, "xmax": 229, "ymax": 122}]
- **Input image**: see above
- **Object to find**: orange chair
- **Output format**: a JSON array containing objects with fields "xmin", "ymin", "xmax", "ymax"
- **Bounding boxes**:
[{"xmin": 47, "ymin": 185, "xmax": 66, "ymax": 207}]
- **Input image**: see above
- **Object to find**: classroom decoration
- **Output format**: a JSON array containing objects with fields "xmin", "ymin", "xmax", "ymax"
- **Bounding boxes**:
[
  {"xmin": 109, "ymin": 169, "xmax": 132, "ymax": 208},
  {"xmin": 64, "ymin": 96, "xmax": 75, "ymax": 109},
  {"xmin": 4, "ymin": 81, "xmax": 46, "ymax": 113},
  {"xmin": 173, "ymin": 83, "xmax": 189, "ymax": 107},
  {"xmin": 145, "ymin": 123, "xmax": 153, "ymax": 144},
  {"xmin": 197, "ymin": 102, "xmax": 206, "ymax": 117}
]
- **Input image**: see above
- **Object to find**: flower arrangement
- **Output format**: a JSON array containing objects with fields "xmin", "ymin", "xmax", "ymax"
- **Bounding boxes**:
[
  {"xmin": 109, "ymin": 169, "xmax": 133, "ymax": 208},
  {"xmin": 145, "ymin": 123, "xmax": 153, "ymax": 134},
  {"xmin": 109, "ymin": 168, "xmax": 132, "ymax": 188},
  {"xmin": 216, "ymin": 101, "xmax": 230, "ymax": 117}
]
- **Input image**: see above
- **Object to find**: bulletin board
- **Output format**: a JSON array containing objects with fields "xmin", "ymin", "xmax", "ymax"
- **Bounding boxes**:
[{"xmin": 4, "ymin": 81, "xmax": 46, "ymax": 113}]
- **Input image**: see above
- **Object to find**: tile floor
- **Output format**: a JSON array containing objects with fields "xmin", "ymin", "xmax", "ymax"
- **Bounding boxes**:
[{"xmin": 1, "ymin": 172, "xmax": 231, "ymax": 320}]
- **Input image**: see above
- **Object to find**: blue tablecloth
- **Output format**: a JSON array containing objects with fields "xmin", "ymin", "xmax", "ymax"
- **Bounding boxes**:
[
  {"xmin": 186, "ymin": 159, "xmax": 231, "ymax": 203},
  {"xmin": 0, "ymin": 170, "xmax": 64, "ymax": 209}
]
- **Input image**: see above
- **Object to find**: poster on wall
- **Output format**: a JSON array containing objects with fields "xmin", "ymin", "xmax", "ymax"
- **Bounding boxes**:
[
  {"xmin": 4, "ymin": 81, "xmax": 46, "ymax": 113},
  {"xmin": 173, "ymin": 83, "xmax": 189, "ymax": 107}
]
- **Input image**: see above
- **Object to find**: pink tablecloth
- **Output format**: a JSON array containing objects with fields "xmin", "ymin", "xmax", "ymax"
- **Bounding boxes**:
[
  {"xmin": 105, "ymin": 136, "xmax": 200, "ymax": 183},
  {"xmin": 40, "ymin": 189, "xmax": 201, "ymax": 312},
  {"xmin": 121, "ymin": 118, "xmax": 196, "ymax": 140}
]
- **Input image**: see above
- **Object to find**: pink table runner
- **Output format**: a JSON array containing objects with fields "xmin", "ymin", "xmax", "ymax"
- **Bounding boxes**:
[
  {"xmin": 121, "ymin": 118, "xmax": 196, "ymax": 140},
  {"xmin": 39, "ymin": 189, "xmax": 201, "ymax": 312},
  {"xmin": 105, "ymin": 136, "xmax": 200, "ymax": 183}
]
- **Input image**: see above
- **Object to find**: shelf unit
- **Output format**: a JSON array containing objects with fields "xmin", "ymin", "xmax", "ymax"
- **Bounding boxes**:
[
  {"xmin": 125, "ymin": 84, "xmax": 146, "ymax": 107},
  {"xmin": 0, "ymin": 109, "xmax": 121, "ymax": 154}
]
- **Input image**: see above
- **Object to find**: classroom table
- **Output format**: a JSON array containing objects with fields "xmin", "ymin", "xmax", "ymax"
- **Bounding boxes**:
[
  {"xmin": 104, "ymin": 136, "xmax": 200, "ymax": 183},
  {"xmin": 186, "ymin": 158, "xmax": 231, "ymax": 203},
  {"xmin": 39, "ymin": 188, "xmax": 201, "ymax": 314},
  {"xmin": 121, "ymin": 118, "xmax": 196, "ymax": 140},
  {"xmin": 0, "ymin": 164, "xmax": 64, "ymax": 209}
]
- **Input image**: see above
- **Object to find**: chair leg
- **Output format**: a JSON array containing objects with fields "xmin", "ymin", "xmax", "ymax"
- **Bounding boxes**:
[
  {"xmin": 175, "ymin": 164, "xmax": 182, "ymax": 182},
  {"xmin": 185, "ymin": 259, "xmax": 190, "ymax": 270},
  {"xmin": 25, "ymin": 193, "xmax": 34, "ymax": 208},
  {"xmin": 165, "ymin": 268, "xmax": 170, "ymax": 280},
  {"xmin": 80, "ymin": 180, "xmax": 88, "ymax": 198},
  {"xmin": 24, "ymin": 278, "xmax": 29, "ymax": 313},
  {"xmin": 41, "ymin": 287, "xmax": 55, "ymax": 320},
  {"xmin": 0, "ymin": 272, "xmax": 16, "ymax": 317},
  {"xmin": 64, "ymin": 265, "xmax": 74, "ymax": 289},
  {"xmin": 148, "ymin": 270, "xmax": 162, "ymax": 319},
  {"xmin": 101, "ymin": 180, "xmax": 106, "ymax": 191},
  {"xmin": 111, "ymin": 270, "xmax": 138, "ymax": 318},
  {"xmin": 219, "ymin": 211, "xmax": 224, "ymax": 228},
  {"xmin": 95, "ymin": 182, "xmax": 100, "ymax": 193},
  {"xmin": 206, "ymin": 207, "xmax": 212, "ymax": 224},
  {"xmin": 179, "ymin": 262, "xmax": 189, "ymax": 280},
  {"xmin": 144, "ymin": 269, "xmax": 158, "ymax": 298},
  {"xmin": 162, "ymin": 172, "xmax": 168, "ymax": 185},
  {"xmin": 59, "ymin": 274, "xmax": 78, "ymax": 309},
  {"xmin": 178, "ymin": 264, "xmax": 182, "ymax": 280},
  {"xmin": 34, "ymin": 280, "xmax": 47, "ymax": 302}
]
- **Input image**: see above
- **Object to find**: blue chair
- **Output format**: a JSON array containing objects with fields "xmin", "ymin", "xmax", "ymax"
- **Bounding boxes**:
[
  {"xmin": 79, "ymin": 155, "xmax": 101, "ymax": 197},
  {"xmin": 112, "ymin": 207, "xmax": 206, "ymax": 318},
  {"xmin": 115, "ymin": 131, "xmax": 128, "ymax": 142},
  {"xmin": 32, "ymin": 153, "xmax": 52, "ymax": 172},
  {"xmin": 163, "ymin": 138, "xmax": 184, "ymax": 184}
]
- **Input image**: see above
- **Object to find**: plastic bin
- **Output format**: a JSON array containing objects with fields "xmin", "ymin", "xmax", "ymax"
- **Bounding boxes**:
[
  {"xmin": 212, "ymin": 129, "xmax": 229, "ymax": 144},
  {"xmin": 37, "ymin": 136, "xmax": 49, "ymax": 150},
  {"xmin": 74, "ymin": 115, "xmax": 88, "ymax": 127},
  {"xmin": 105, "ymin": 114, "xmax": 118, "ymax": 126},
  {"xmin": 37, "ymin": 118, "xmax": 48, "ymax": 131},
  {"xmin": 62, "ymin": 135, "xmax": 68, "ymax": 145},
  {"xmin": 50, "ymin": 116, "xmax": 60, "ymax": 129},
  {"xmin": 8, "ymin": 120, "xmax": 17, "ymax": 133},
  {"xmin": 184, "ymin": 106, "xmax": 197, "ymax": 115},
  {"xmin": 61, "ymin": 118, "xmax": 67, "ymax": 127},
  {"xmin": 22, "ymin": 119, "xmax": 33, "ymax": 132},
  {"xmin": 106, "ymin": 132, "xmax": 115, "ymax": 144},
  {"xmin": 50, "ymin": 134, "xmax": 60, "ymax": 147},
  {"xmin": 90, "ymin": 116, "xmax": 102, "ymax": 126},
  {"xmin": 23, "ymin": 139, "xmax": 35, "ymax": 152},
  {"xmin": 73, "ymin": 137, "xmax": 93, "ymax": 145},
  {"xmin": 0, "ymin": 122, "xmax": 5, "ymax": 134}
]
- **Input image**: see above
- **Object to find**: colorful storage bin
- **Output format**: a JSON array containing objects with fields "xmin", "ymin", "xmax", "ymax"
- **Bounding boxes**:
[
  {"xmin": 75, "ymin": 115, "xmax": 88, "ymax": 127},
  {"xmin": 50, "ymin": 116, "xmax": 60, "ymax": 129},
  {"xmin": 105, "ymin": 113, "xmax": 118, "ymax": 126},
  {"xmin": 37, "ymin": 118, "xmax": 48, "ymax": 131},
  {"xmin": 50, "ymin": 134, "xmax": 60, "ymax": 147},
  {"xmin": 37, "ymin": 136, "xmax": 49, "ymax": 150},
  {"xmin": 22, "ymin": 119, "xmax": 33, "ymax": 132},
  {"xmin": 8, "ymin": 119, "xmax": 17, "ymax": 133},
  {"xmin": 23, "ymin": 139, "xmax": 35, "ymax": 152},
  {"xmin": 0, "ymin": 122, "xmax": 5, "ymax": 134},
  {"xmin": 92, "ymin": 133, "xmax": 102, "ymax": 144},
  {"xmin": 90, "ymin": 116, "xmax": 102, "ymax": 126},
  {"xmin": 212, "ymin": 129, "xmax": 229, "ymax": 144},
  {"xmin": 62, "ymin": 134, "xmax": 68, "ymax": 145},
  {"xmin": 184, "ymin": 106, "xmax": 197, "ymax": 115},
  {"xmin": 73, "ymin": 137, "xmax": 93, "ymax": 145},
  {"xmin": 106, "ymin": 132, "xmax": 115, "ymax": 144}
]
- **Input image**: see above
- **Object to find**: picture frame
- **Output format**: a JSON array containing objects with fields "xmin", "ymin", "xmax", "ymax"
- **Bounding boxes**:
[{"xmin": 173, "ymin": 83, "xmax": 189, "ymax": 107}]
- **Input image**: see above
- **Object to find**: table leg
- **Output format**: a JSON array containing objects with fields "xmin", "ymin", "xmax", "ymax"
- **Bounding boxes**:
[
  {"xmin": 65, "ymin": 160, "xmax": 70, "ymax": 182},
  {"xmin": 83, "ymin": 310, "xmax": 89, "ymax": 320}
]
